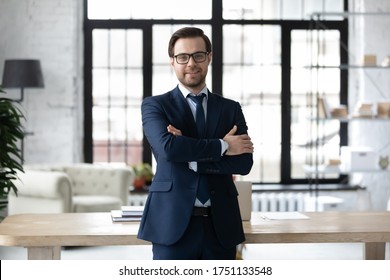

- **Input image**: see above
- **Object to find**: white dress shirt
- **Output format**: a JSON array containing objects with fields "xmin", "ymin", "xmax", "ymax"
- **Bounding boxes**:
[{"xmin": 178, "ymin": 84, "xmax": 228, "ymax": 207}]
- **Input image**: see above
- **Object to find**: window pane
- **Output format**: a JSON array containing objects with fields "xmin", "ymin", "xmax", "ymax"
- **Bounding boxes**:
[
  {"xmin": 110, "ymin": 30, "xmax": 126, "ymax": 67},
  {"xmin": 127, "ymin": 30, "xmax": 143, "ymax": 67},
  {"xmin": 153, "ymin": 65, "xmax": 176, "ymax": 95},
  {"xmin": 223, "ymin": 0, "xmax": 344, "ymax": 20},
  {"xmin": 290, "ymin": 30, "xmax": 341, "ymax": 179},
  {"xmin": 109, "ymin": 69, "xmax": 126, "ymax": 105},
  {"xmin": 298, "ymin": 30, "xmax": 340, "ymax": 67},
  {"xmin": 88, "ymin": 0, "xmax": 211, "ymax": 19},
  {"xmin": 108, "ymin": 108, "xmax": 126, "ymax": 140},
  {"xmin": 127, "ymin": 69, "xmax": 143, "ymax": 100},
  {"xmin": 108, "ymin": 144, "xmax": 126, "ymax": 163},
  {"xmin": 93, "ymin": 30, "xmax": 108, "ymax": 67},
  {"xmin": 92, "ymin": 69, "xmax": 109, "ymax": 105},
  {"xmin": 244, "ymin": 98, "xmax": 281, "ymax": 183},
  {"xmin": 224, "ymin": 25, "xmax": 281, "ymax": 65},
  {"xmin": 153, "ymin": 25, "xmax": 178, "ymax": 65},
  {"xmin": 223, "ymin": 24, "xmax": 281, "ymax": 183},
  {"xmin": 223, "ymin": 0, "xmax": 266, "ymax": 19},
  {"xmin": 281, "ymin": 0, "xmax": 302, "ymax": 19},
  {"xmin": 92, "ymin": 28, "xmax": 144, "ymax": 165}
]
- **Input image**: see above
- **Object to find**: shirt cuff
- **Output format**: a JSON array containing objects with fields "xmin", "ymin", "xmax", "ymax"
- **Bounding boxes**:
[
  {"xmin": 220, "ymin": 139, "xmax": 229, "ymax": 155},
  {"xmin": 189, "ymin": 161, "xmax": 197, "ymax": 171}
]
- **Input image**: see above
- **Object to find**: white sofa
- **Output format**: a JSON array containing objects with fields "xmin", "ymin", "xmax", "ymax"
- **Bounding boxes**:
[{"xmin": 8, "ymin": 164, "xmax": 134, "ymax": 215}]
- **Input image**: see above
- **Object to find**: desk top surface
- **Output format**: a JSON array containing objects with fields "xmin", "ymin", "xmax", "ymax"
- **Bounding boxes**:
[{"xmin": 1, "ymin": 212, "xmax": 390, "ymax": 247}]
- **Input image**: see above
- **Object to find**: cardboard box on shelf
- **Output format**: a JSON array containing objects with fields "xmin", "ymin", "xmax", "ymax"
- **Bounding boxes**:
[
  {"xmin": 330, "ymin": 105, "xmax": 348, "ymax": 118},
  {"xmin": 362, "ymin": 54, "xmax": 377, "ymax": 66},
  {"xmin": 377, "ymin": 102, "xmax": 390, "ymax": 118}
]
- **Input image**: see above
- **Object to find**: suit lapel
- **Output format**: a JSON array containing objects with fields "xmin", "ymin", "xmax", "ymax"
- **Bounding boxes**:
[
  {"xmin": 205, "ymin": 91, "xmax": 222, "ymax": 137},
  {"xmin": 171, "ymin": 87, "xmax": 222, "ymax": 138},
  {"xmin": 171, "ymin": 86, "xmax": 198, "ymax": 137}
]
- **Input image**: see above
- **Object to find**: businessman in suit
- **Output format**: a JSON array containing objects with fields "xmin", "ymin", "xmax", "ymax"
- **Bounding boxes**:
[{"xmin": 137, "ymin": 27, "xmax": 254, "ymax": 259}]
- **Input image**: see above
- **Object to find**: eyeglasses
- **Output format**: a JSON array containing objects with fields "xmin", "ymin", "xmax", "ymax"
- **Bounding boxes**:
[{"xmin": 173, "ymin": 52, "xmax": 209, "ymax": 64}]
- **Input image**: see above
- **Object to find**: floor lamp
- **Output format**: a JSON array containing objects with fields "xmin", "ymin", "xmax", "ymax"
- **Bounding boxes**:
[{"xmin": 1, "ymin": 59, "xmax": 45, "ymax": 161}]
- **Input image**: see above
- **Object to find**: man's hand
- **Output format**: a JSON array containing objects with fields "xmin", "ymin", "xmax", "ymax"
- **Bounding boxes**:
[
  {"xmin": 167, "ymin": 124, "xmax": 182, "ymax": 136},
  {"xmin": 223, "ymin": 125, "xmax": 254, "ymax": 156}
]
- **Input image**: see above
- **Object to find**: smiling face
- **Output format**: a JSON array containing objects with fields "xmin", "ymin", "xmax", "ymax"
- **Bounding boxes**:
[{"xmin": 170, "ymin": 37, "xmax": 212, "ymax": 94}]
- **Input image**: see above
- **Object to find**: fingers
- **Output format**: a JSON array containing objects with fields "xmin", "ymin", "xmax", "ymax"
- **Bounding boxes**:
[
  {"xmin": 227, "ymin": 125, "xmax": 237, "ymax": 136},
  {"xmin": 223, "ymin": 125, "xmax": 237, "ymax": 140},
  {"xmin": 167, "ymin": 124, "xmax": 174, "ymax": 133},
  {"xmin": 224, "ymin": 133, "xmax": 254, "ymax": 156},
  {"xmin": 167, "ymin": 124, "xmax": 182, "ymax": 136}
]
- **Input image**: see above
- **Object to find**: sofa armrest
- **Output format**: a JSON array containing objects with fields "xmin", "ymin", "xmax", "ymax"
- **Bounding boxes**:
[
  {"xmin": 62, "ymin": 164, "xmax": 134, "ymax": 206},
  {"xmin": 8, "ymin": 170, "xmax": 73, "ymax": 214}
]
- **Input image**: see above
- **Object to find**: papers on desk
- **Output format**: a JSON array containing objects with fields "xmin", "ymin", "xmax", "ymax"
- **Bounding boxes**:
[
  {"xmin": 110, "ymin": 206, "xmax": 144, "ymax": 222},
  {"xmin": 121, "ymin": 206, "xmax": 144, "ymax": 216},
  {"xmin": 260, "ymin": 212, "xmax": 310, "ymax": 220}
]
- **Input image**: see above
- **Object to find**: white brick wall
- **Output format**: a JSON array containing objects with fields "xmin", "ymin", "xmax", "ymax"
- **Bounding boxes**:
[{"xmin": 0, "ymin": 0, "xmax": 83, "ymax": 164}]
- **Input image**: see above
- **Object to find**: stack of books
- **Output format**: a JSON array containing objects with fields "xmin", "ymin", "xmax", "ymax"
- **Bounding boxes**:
[
  {"xmin": 318, "ymin": 96, "xmax": 331, "ymax": 118},
  {"xmin": 355, "ymin": 103, "xmax": 374, "ymax": 118},
  {"xmin": 330, "ymin": 105, "xmax": 348, "ymax": 118},
  {"xmin": 111, "ymin": 206, "xmax": 144, "ymax": 222}
]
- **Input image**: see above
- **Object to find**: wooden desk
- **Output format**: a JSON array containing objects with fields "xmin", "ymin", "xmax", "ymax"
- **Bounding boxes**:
[{"xmin": 0, "ymin": 212, "xmax": 389, "ymax": 260}]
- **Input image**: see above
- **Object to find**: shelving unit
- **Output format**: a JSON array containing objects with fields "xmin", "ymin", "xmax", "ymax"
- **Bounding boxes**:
[
  {"xmin": 304, "ymin": 164, "xmax": 390, "ymax": 175},
  {"xmin": 305, "ymin": 12, "xmax": 390, "ymax": 208}
]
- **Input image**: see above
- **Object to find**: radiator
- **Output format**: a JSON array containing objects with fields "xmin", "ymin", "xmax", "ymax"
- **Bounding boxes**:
[
  {"xmin": 130, "ymin": 192, "xmax": 336, "ymax": 212},
  {"xmin": 251, "ymin": 192, "xmax": 309, "ymax": 212}
]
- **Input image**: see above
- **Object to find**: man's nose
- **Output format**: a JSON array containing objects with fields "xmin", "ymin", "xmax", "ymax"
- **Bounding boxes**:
[{"xmin": 187, "ymin": 56, "xmax": 197, "ymax": 65}]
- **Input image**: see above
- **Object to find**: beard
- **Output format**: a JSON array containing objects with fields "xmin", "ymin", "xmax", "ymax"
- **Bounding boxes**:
[{"xmin": 178, "ymin": 68, "xmax": 208, "ymax": 91}]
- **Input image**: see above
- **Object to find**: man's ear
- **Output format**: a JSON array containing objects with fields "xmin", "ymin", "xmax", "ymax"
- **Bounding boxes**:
[
  {"xmin": 208, "ymin": 52, "xmax": 213, "ymax": 65},
  {"xmin": 170, "ymin": 57, "xmax": 175, "ymax": 67}
]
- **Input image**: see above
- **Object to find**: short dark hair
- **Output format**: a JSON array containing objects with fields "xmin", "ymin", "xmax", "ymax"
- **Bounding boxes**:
[{"xmin": 168, "ymin": 27, "xmax": 212, "ymax": 57}]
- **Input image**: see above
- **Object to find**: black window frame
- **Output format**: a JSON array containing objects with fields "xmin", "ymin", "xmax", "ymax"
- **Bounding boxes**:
[{"xmin": 83, "ymin": 0, "xmax": 349, "ymax": 185}]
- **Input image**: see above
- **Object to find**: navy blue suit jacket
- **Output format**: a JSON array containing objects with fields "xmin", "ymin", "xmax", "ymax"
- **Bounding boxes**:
[{"xmin": 137, "ymin": 86, "xmax": 253, "ymax": 248}]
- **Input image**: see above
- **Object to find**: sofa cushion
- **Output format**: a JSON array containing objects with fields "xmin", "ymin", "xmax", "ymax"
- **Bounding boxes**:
[{"xmin": 72, "ymin": 195, "xmax": 122, "ymax": 213}]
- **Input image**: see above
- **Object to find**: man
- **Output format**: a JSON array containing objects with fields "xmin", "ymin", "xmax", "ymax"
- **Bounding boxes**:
[{"xmin": 137, "ymin": 27, "xmax": 254, "ymax": 260}]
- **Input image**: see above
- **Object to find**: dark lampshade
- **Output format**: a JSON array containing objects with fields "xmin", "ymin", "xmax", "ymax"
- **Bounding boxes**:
[
  {"xmin": 2, "ymin": 59, "xmax": 44, "ymax": 88},
  {"xmin": 1, "ymin": 59, "xmax": 44, "ymax": 102}
]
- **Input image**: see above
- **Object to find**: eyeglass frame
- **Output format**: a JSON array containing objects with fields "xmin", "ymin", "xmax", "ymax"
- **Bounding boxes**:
[{"xmin": 173, "ymin": 51, "xmax": 209, "ymax": 64}]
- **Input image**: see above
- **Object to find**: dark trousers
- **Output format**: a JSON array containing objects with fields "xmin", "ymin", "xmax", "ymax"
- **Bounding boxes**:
[{"xmin": 152, "ymin": 215, "xmax": 236, "ymax": 260}]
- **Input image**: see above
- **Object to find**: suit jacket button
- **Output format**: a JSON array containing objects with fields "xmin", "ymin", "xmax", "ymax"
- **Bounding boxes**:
[{"xmin": 210, "ymin": 191, "xmax": 216, "ymax": 195}]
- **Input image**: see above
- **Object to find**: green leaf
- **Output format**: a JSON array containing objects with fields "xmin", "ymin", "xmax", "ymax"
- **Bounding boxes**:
[{"xmin": 0, "ymin": 88, "xmax": 25, "ymax": 218}]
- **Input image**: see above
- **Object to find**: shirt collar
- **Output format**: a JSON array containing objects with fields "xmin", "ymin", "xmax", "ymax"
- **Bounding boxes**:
[{"xmin": 178, "ymin": 83, "xmax": 208, "ymax": 99}]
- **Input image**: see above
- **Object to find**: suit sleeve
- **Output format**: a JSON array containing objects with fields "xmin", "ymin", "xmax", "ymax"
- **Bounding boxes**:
[
  {"xmin": 197, "ymin": 102, "xmax": 253, "ymax": 176},
  {"xmin": 141, "ymin": 96, "xmax": 222, "ymax": 163}
]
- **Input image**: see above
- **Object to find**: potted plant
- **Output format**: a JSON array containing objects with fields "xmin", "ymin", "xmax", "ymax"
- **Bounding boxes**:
[
  {"xmin": 0, "ymin": 85, "xmax": 25, "ymax": 218},
  {"xmin": 131, "ymin": 163, "xmax": 154, "ymax": 190}
]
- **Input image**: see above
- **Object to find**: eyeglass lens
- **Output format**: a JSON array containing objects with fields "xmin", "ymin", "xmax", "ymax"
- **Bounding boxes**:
[{"xmin": 175, "ymin": 52, "xmax": 207, "ymax": 64}]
